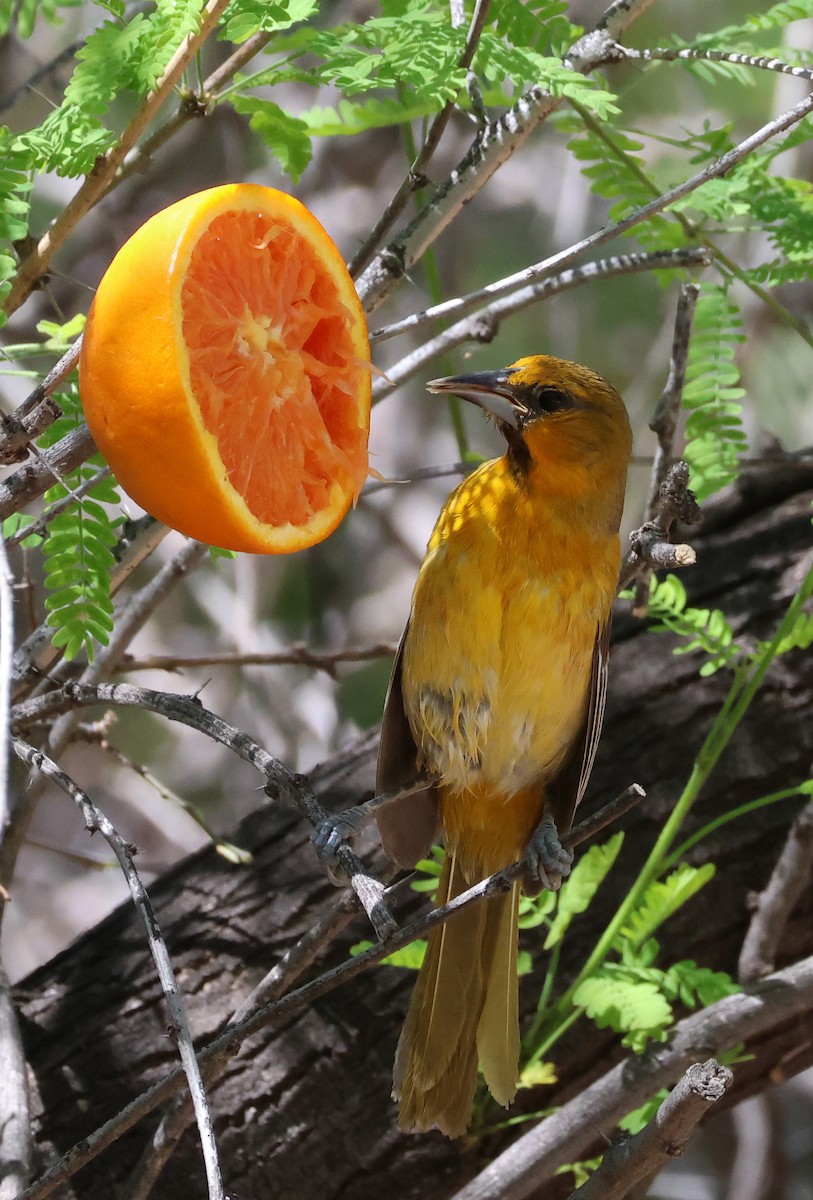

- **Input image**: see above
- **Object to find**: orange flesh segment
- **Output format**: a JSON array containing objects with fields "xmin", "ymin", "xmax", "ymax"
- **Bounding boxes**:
[{"xmin": 181, "ymin": 209, "xmax": 368, "ymax": 529}]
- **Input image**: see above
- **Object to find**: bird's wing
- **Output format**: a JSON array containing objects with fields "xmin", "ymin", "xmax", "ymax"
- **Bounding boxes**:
[
  {"xmin": 375, "ymin": 621, "xmax": 440, "ymax": 869},
  {"xmin": 546, "ymin": 618, "xmax": 611, "ymax": 836}
]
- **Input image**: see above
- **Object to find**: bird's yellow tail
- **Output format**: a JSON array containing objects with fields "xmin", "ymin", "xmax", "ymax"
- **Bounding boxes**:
[{"xmin": 393, "ymin": 850, "xmax": 520, "ymax": 1137}]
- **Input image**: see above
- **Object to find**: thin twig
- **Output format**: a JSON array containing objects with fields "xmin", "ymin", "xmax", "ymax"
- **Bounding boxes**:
[
  {"xmin": 0, "ymin": 424, "xmax": 96, "ymax": 523},
  {"xmin": 122, "ymin": 884, "xmax": 371, "ymax": 1200},
  {"xmin": 348, "ymin": 0, "xmax": 492, "ymax": 278},
  {"xmin": 363, "ymin": 461, "xmax": 481, "ymax": 495},
  {"xmin": 117, "ymin": 640, "xmax": 398, "ymax": 678},
  {"xmin": 619, "ymin": 44, "xmax": 813, "ymax": 82},
  {"xmin": 632, "ymin": 283, "xmax": 701, "ymax": 612},
  {"xmin": 739, "ymin": 800, "xmax": 813, "ymax": 985},
  {"xmin": 10, "ymin": 737, "xmax": 226, "ymax": 1200},
  {"xmin": 0, "ymin": 538, "xmax": 13, "ymax": 847},
  {"xmin": 0, "ymin": 339, "xmax": 81, "ymax": 465},
  {"xmin": 3, "ymin": 465, "xmax": 112, "ymax": 549},
  {"xmin": 370, "ymin": 248, "xmax": 710, "ymax": 346},
  {"xmin": 371, "ymin": 249, "xmax": 711, "ymax": 405},
  {"xmin": 17, "ymin": 785, "xmax": 649, "ymax": 1200},
  {"xmin": 620, "ymin": 461, "xmax": 702, "ymax": 595},
  {"xmin": 11, "ymin": 680, "xmax": 399, "ymax": 940},
  {"xmin": 567, "ymin": 1059, "xmax": 733, "ymax": 1200},
  {"xmin": 11, "ymin": 517, "xmax": 169, "ymax": 695}
]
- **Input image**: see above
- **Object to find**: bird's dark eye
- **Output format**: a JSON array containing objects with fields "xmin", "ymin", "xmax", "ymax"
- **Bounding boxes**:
[{"xmin": 527, "ymin": 385, "xmax": 574, "ymax": 414}]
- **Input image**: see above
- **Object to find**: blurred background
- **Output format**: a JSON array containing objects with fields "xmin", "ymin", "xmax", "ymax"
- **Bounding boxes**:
[{"xmin": 2, "ymin": 2, "xmax": 813, "ymax": 1195}]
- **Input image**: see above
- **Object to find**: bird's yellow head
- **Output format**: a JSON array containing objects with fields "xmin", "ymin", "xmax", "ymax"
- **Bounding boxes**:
[{"xmin": 428, "ymin": 355, "xmax": 632, "ymax": 513}]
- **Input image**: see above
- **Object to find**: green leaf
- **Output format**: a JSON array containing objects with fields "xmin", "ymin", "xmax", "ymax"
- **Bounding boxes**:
[
  {"xmin": 231, "ymin": 97, "xmax": 312, "ymax": 181},
  {"xmin": 619, "ymin": 862, "xmax": 716, "ymax": 951},
  {"xmin": 644, "ymin": 573, "xmax": 741, "ymax": 675},
  {"xmin": 220, "ymin": 0, "xmax": 317, "ymax": 45},
  {"xmin": 350, "ymin": 938, "xmax": 427, "ymax": 968},
  {"xmin": 619, "ymin": 1088, "xmax": 669, "ymax": 1134},
  {"xmin": 518, "ymin": 887, "xmax": 557, "ymax": 929},
  {"xmin": 682, "ymin": 284, "xmax": 747, "ymax": 503},
  {"xmin": 543, "ymin": 833, "xmax": 624, "ymax": 949},
  {"xmin": 555, "ymin": 1158, "xmax": 602, "ymax": 1188},
  {"xmin": 573, "ymin": 975, "xmax": 673, "ymax": 1039},
  {"xmin": 662, "ymin": 960, "xmax": 739, "ymax": 1008}
]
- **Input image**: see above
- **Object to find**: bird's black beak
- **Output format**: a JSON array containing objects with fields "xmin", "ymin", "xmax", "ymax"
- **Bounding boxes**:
[{"xmin": 427, "ymin": 370, "xmax": 529, "ymax": 430}]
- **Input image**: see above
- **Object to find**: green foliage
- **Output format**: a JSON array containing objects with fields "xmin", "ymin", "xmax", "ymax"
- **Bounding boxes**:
[
  {"xmin": 619, "ymin": 1089, "xmax": 668, "ymax": 1134},
  {"xmin": 299, "ymin": 97, "xmax": 439, "ymax": 138},
  {"xmin": 351, "ymin": 938, "xmax": 428, "ymax": 968},
  {"xmin": 617, "ymin": 862, "xmax": 716, "ymax": 951},
  {"xmin": 555, "ymin": 1157, "xmax": 602, "ymax": 1187},
  {"xmin": 1, "ymin": 512, "xmax": 42, "ymax": 548},
  {"xmin": 559, "ymin": 113, "xmax": 685, "ymax": 253},
  {"xmin": 230, "ymin": 98, "xmax": 312, "ymax": 181},
  {"xmin": 682, "ymin": 285, "xmax": 748, "ymax": 502},
  {"xmin": 543, "ymin": 833, "xmax": 623, "ymax": 949},
  {"xmin": 0, "ymin": 0, "xmax": 79, "ymax": 38},
  {"xmin": 219, "ymin": 0, "xmax": 318, "ymax": 45},
  {"xmin": 644, "ymin": 574, "xmax": 741, "ymax": 676},
  {"xmin": 36, "ymin": 383, "xmax": 121, "ymax": 661},
  {"xmin": 0, "ymin": 133, "xmax": 35, "ymax": 324},
  {"xmin": 573, "ymin": 972, "xmax": 673, "ymax": 1048}
]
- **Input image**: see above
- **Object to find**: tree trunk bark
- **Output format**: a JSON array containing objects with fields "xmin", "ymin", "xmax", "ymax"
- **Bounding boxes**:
[{"xmin": 14, "ymin": 470, "xmax": 813, "ymax": 1200}]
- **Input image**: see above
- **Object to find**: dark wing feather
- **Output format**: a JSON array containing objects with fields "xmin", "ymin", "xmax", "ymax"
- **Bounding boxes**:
[
  {"xmin": 375, "ymin": 621, "xmax": 440, "ymax": 869},
  {"xmin": 546, "ymin": 618, "xmax": 611, "ymax": 836}
]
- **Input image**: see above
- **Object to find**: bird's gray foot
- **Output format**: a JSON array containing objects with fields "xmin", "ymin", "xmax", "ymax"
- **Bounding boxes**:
[
  {"xmin": 525, "ymin": 813, "xmax": 573, "ymax": 895},
  {"xmin": 311, "ymin": 807, "xmax": 368, "ymax": 864}
]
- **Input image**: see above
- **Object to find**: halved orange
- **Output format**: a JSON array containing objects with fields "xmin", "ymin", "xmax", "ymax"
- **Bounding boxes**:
[{"xmin": 79, "ymin": 183, "xmax": 371, "ymax": 553}]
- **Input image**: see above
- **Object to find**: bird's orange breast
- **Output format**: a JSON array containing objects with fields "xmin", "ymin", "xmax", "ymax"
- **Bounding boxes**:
[{"xmin": 401, "ymin": 454, "xmax": 621, "ymax": 876}]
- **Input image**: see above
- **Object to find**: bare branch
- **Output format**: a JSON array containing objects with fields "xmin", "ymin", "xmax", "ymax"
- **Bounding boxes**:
[
  {"xmin": 619, "ymin": 44, "xmax": 813, "ymax": 82},
  {"xmin": 371, "ymin": 250, "xmax": 711, "ymax": 403},
  {"xmin": 10, "ymin": 737, "xmax": 226, "ymax": 1200},
  {"xmin": 631, "ymin": 285, "xmax": 701, "ymax": 611},
  {"xmin": 11, "ymin": 680, "xmax": 399, "ymax": 940},
  {"xmin": 122, "ymin": 885, "xmax": 370, "ymax": 1200},
  {"xmin": 0, "ymin": 537, "xmax": 13, "ymax": 846},
  {"xmin": 567, "ymin": 1059, "xmax": 733, "ymax": 1200},
  {"xmin": 0, "ymin": 425, "xmax": 96, "ymax": 523},
  {"xmin": 0, "ymin": 340, "xmax": 81, "ymax": 465},
  {"xmin": 117, "ymin": 640, "xmax": 398, "ymax": 678},
  {"xmin": 448, "ymin": 958, "xmax": 813, "ymax": 1200},
  {"xmin": 3, "ymin": 465, "xmax": 112, "ymax": 549},
  {"xmin": 0, "ymin": 965, "xmax": 31, "ymax": 1200},
  {"xmin": 620, "ymin": 461, "xmax": 702, "ymax": 595},
  {"xmin": 739, "ymin": 800, "xmax": 813, "ymax": 985}
]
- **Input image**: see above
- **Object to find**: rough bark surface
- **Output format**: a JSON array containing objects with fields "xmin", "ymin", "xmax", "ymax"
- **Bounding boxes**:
[{"xmin": 13, "ymin": 472, "xmax": 813, "ymax": 1200}]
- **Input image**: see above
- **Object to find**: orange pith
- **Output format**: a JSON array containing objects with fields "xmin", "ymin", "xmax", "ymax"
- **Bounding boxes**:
[{"xmin": 79, "ymin": 184, "xmax": 371, "ymax": 554}]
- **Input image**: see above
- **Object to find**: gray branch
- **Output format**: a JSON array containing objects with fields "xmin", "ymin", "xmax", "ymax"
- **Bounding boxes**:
[{"xmin": 567, "ymin": 1059, "xmax": 733, "ymax": 1200}]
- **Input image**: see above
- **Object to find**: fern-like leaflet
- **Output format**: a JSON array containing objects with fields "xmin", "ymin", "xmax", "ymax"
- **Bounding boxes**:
[
  {"xmin": 643, "ymin": 573, "xmax": 741, "ymax": 676},
  {"xmin": 37, "ymin": 381, "xmax": 122, "ymax": 661},
  {"xmin": 681, "ymin": 284, "xmax": 748, "ymax": 503}
]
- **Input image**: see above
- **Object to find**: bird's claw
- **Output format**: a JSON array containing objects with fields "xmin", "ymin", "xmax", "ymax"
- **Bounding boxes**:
[
  {"xmin": 525, "ymin": 814, "xmax": 573, "ymax": 894},
  {"xmin": 312, "ymin": 807, "xmax": 368, "ymax": 865}
]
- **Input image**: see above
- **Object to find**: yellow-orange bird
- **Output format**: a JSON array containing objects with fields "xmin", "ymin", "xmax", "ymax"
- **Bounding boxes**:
[{"xmin": 376, "ymin": 355, "xmax": 632, "ymax": 1137}]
